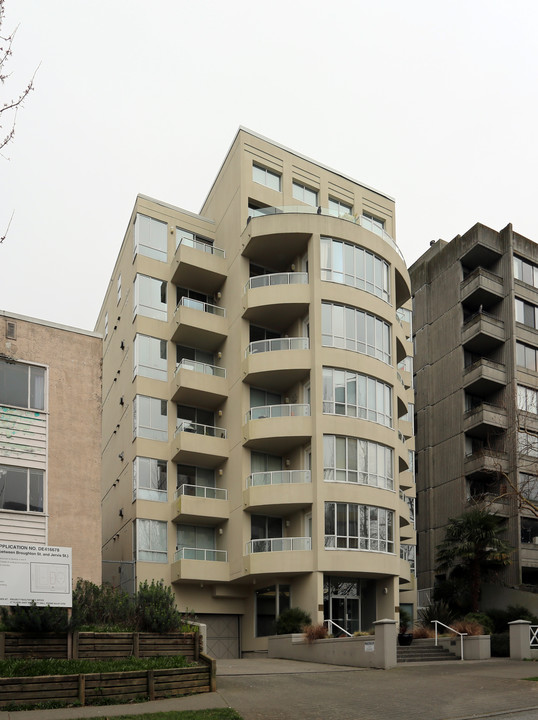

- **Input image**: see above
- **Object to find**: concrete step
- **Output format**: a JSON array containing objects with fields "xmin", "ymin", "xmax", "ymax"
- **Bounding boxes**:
[{"xmin": 397, "ymin": 644, "xmax": 459, "ymax": 663}]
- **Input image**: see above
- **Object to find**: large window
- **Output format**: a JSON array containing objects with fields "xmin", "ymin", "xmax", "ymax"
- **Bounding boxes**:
[
  {"xmin": 323, "ymin": 436, "xmax": 394, "ymax": 490},
  {"xmin": 518, "ymin": 430, "xmax": 538, "ymax": 458},
  {"xmin": 133, "ymin": 395, "xmax": 168, "ymax": 441},
  {"xmin": 133, "ymin": 274, "xmax": 167, "ymax": 322},
  {"xmin": 0, "ymin": 465, "xmax": 44, "ymax": 512},
  {"xmin": 133, "ymin": 457, "xmax": 167, "ymax": 502},
  {"xmin": 518, "ymin": 385, "xmax": 538, "ymax": 415},
  {"xmin": 322, "ymin": 367, "xmax": 392, "ymax": 427},
  {"xmin": 0, "ymin": 360, "xmax": 45, "ymax": 411},
  {"xmin": 252, "ymin": 164, "xmax": 281, "ymax": 192},
  {"xmin": 292, "ymin": 181, "xmax": 318, "ymax": 206},
  {"xmin": 134, "ymin": 214, "xmax": 168, "ymax": 262},
  {"xmin": 514, "ymin": 256, "xmax": 538, "ymax": 289},
  {"xmin": 255, "ymin": 584, "xmax": 290, "ymax": 637},
  {"xmin": 136, "ymin": 519, "xmax": 167, "ymax": 562},
  {"xmin": 134, "ymin": 335, "xmax": 167, "ymax": 381},
  {"xmin": 321, "ymin": 302, "xmax": 391, "ymax": 364},
  {"xmin": 516, "ymin": 298, "xmax": 538, "ymax": 329},
  {"xmin": 328, "ymin": 197, "xmax": 352, "ymax": 218},
  {"xmin": 325, "ymin": 502, "xmax": 394, "ymax": 553},
  {"xmin": 320, "ymin": 237, "xmax": 390, "ymax": 303},
  {"xmin": 517, "ymin": 342, "xmax": 538, "ymax": 371},
  {"xmin": 176, "ymin": 525, "xmax": 215, "ymax": 558}
]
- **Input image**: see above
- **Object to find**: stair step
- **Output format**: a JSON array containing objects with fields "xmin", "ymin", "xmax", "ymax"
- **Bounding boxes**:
[{"xmin": 397, "ymin": 644, "xmax": 458, "ymax": 663}]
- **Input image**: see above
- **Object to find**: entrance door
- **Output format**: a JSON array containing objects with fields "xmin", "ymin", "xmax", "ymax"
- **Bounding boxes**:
[{"xmin": 330, "ymin": 596, "xmax": 360, "ymax": 635}]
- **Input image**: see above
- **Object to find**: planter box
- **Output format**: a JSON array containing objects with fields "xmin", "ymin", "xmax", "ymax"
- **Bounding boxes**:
[{"xmin": 437, "ymin": 635, "xmax": 491, "ymax": 660}]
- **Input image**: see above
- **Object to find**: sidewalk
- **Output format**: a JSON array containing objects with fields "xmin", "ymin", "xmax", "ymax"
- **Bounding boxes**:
[{"xmin": 1, "ymin": 656, "xmax": 538, "ymax": 720}]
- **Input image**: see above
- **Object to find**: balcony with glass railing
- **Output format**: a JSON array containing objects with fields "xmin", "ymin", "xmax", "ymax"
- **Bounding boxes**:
[
  {"xmin": 246, "ymin": 469, "xmax": 311, "ymax": 487},
  {"xmin": 171, "ymin": 546, "xmax": 229, "ymax": 583},
  {"xmin": 245, "ymin": 272, "xmax": 308, "ymax": 291},
  {"xmin": 400, "ymin": 543, "xmax": 416, "ymax": 575},
  {"xmin": 174, "ymin": 547, "xmax": 227, "ymax": 562},
  {"xmin": 172, "ymin": 483, "xmax": 229, "ymax": 524},
  {"xmin": 399, "ymin": 490, "xmax": 416, "ymax": 526},
  {"xmin": 175, "ymin": 484, "xmax": 228, "ymax": 500},
  {"xmin": 246, "ymin": 337, "xmax": 309, "ymax": 356},
  {"xmin": 172, "ymin": 236, "xmax": 226, "ymax": 294},
  {"xmin": 172, "ymin": 297, "xmax": 227, "ymax": 350},
  {"xmin": 243, "ymin": 470, "xmax": 312, "ymax": 513},
  {"xmin": 246, "ymin": 536, "xmax": 311, "ymax": 553},
  {"xmin": 243, "ymin": 404, "xmax": 312, "ymax": 454},
  {"xmin": 243, "ymin": 338, "xmax": 311, "ymax": 393},
  {"xmin": 171, "ymin": 359, "xmax": 227, "ymax": 407},
  {"xmin": 243, "ymin": 274, "xmax": 309, "ymax": 332},
  {"xmin": 246, "ymin": 404, "xmax": 310, "ymax": 421},
  {"xmin": 173, "ymin": 420, "xmax": 228, "ymax": 467}
]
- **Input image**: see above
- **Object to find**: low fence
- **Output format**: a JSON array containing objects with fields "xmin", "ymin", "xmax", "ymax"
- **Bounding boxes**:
[{"xmin": 509, "ymin": 620, "xmax": 538, "ymax": 660}]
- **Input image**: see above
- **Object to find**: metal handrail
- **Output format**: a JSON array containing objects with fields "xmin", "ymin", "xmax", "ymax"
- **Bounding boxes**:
[
  {"xmin": 176, "ymin": 296, "xmax": 225, "ymax": 317},
  {"xmin": 175, "ymin": 359, "xmax": 226, "ymax": 378},
  {"xmin": 324, "ymin": 619, "xmax": 352, "ymax": 637},
  {"xmin": 433, "ymin": 620, "xmax": 467, "ymax": 660},
  {"xmin": 245, "ymin": 271, "xmax": 308, "ymax": 291},
  {"xmin": 246, "ymin": 337, "xmax": 309, "ymax": 355}
]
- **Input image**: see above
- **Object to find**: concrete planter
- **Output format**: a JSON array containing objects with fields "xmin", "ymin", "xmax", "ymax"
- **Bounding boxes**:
[{"xmin": 437, "ymin": 634, "xmax": 491, "ymax": 660}]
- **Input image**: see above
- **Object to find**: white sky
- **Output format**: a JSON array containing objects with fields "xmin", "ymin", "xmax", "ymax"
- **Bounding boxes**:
[{"xmin": 1, "ymin": 0, "xmax": 537, "ymax": 330}]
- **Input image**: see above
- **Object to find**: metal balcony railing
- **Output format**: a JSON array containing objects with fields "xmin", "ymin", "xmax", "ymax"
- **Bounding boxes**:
[
  {"xmin": 175, "ymin": 420, "xmax": 226, "ymax": 439},
  {"xmin": 176, "ymin": 296, "xmax": 225, "ymax": 317},
  {"xmin": 177, "ymin": 236, "xmax": 225, "ymax": 258},
  {"xmin": 245, "ymin": 404, "xmax": 310, "ymax": 422},
  {"xmin": 245, "ymin": 272, "xmax": 308, "ymax": 291},
  {"xmin": 174, "ymin": 548, "xmax": 227, "ymax": 562},
  {"xmin": 246, "ymin": 469, "xmax": 311, "ymax": 488},
  {"xmin": 175, "ymin": 359, "xmax": 226, "ymax": 378},
  {"xmin": 246, "ymin": 537, "xmax": 311, "ymax": 554},
  {"xmin": 246, "ymin": 337, "xmax": 309, "ymax": 356},
  {"xmin": 175, "ymin": 484, "xmax": 227, "ymax": 500}
]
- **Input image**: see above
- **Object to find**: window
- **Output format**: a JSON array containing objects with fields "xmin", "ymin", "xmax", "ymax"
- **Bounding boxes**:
[
  {"xmin": 6, "ymin": 321, "xmax": 16, "ymax": 339},
  {"xmin": 104, "ymin": 312, "xmax": 108, "ymax": 339},
  {"xmin": 0, "ymin": 465, "xmax": 44, "ymax": 512},
  {"xmin": 251, "ymin": 515, "xmax": 283, "ymax": 551},
  {"xmin": 255, "ymin": 584, "xmax": 290, "ymax": 637},
  {"xmin": 177, "ymin": 465, "xmax": 215, "ymax": 491},
  {"xmin": 176, "ymin": 227, "xmax": 221, "ymax": 256},
  {"xmin": 328, "ymin": 198, "xmax": 352, "ymax": 218},
  {"xmin": 520, "ymin": 473, "xmax": 538, "ymax": 503},
  {"xmin": 133, "ymin": 395, "xmax": 168, "ymax": 441},
  {"xmin": 323, "ymin": 436, "xmax": 394, "ymax": 490},
  {"xmin": 325, "ymin": 502, "xmax": 394, "ymax": 553},
  {"xmin": 518, "ymin": 385, "xmax": 538, "ymax": 415},
  {"xmin": 320, "ymin": 236, "xmax": 390, "ymax": 302},
  {"xmin": 133, "ymin": 457, "xmax": 167, "ymax": 502},
  {"xmin": 292, "ymin": 181, "xmax": 318, "ymax": 207},
  {"xmin": 177, "ymin": 345, "xmax": 214, "ymax": 366},
  {"xmin": 134, "ymin": 214, "xmax": 168, "ymax": 262},
  {"xmin": 518, "ymin": 430, "xmax": 538, "ymax": 458},
  {"xmin": 176, "ymin": 524, "xmax": 215, "ymax": 559},
  {"xmin": 322, "ymin": 367, "xmax": 392, "ymax": 427},
  {"xmin": 133, "ymin": 335, "xmax": 167, "ymax": 381},
  {"xmin": 0, "ymin": 360, "xmax": 45, "ymax": 411},
  {"xmin": 321, "ymin": 302, "xmax": 391, "ymax": 364},
  {"xmin": 362, "ymin": 212, "xmax": 385, "ymax": 235},
  {"xmin": 117, "ymin": 274, "xmax": 122, "ymax": 305},
  {"xmin": 515, "ymin": 298, "xmax": 538, "ymax": 329},
  {"xmin": 252, "ymin": 164, "xmax": 281, "ymax": 192},
  {"xmin": 135, "ymin": 519, "xmax": 167, "ymax": 562},
  {"xmin": 516, "ymin": 341, "xmax": 538, "ymax": 371},
  {"xmin": 514, "ymin": 256, "xmax": 538, "ymax": 289},
  {"xmin": 133, "ymin": 274, "xmax": 167, "ymax": 322}
]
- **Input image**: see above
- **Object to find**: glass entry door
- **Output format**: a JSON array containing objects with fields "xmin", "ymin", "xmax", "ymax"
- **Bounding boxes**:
[{"xmin": 330, "ymin": 596, "xmax": 360, "ymax": 635}]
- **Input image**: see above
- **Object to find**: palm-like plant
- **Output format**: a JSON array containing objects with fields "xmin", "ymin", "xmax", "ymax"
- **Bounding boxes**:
[{"xmin": 436, "ymin": 509, "xmax": 512, "ymax": 613}]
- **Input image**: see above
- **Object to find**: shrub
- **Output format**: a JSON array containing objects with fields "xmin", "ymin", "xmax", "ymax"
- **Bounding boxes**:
[
  {"xmin": 417, "ymin": 601, "xmax": 455, "ymax": 629},
  {"xmin": 464, "ymin": 612, "xmax": 494, "ymax": 635},
  {"xmin": 0, "ymin": 603, "xmax": 69, "ymax": 633},
  {"xmin": 399, "ymin": 609, "xmax": 412, "ymax": 634},
  {"xmin": 353, "ymin": 631, "xmax": 371, "ymax": 637},
  {"xmin": 450, "ymin": 619, "xmax": 484, "ymax": 636},
  {"xmin": 275, "ymin": 607, "xmax": 311, "ymax": 634},
  {"xmin": 413, "ymin": 626, "xmax": 434, "ymax": 639},
  {"xmin": 135, "ymin": 579, "xmax": 184, "ymax": 633},
  {"xmin": 484, "ymin": 605, "xmax": 538, "ymax": 634},
  {"xmin": 490, "ymin": 632, "xmax": 509, "ymax": 657},
  {"xmin": 72, "ymin": 579, "xmax": 135, "ymax": 630},
  {"xmin": 303, "ymin": 624, "xmax": 328, "ymax": 643}
]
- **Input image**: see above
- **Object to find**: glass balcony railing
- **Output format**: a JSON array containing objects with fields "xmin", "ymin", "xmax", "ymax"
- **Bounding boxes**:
[
  {"xmin": 174, "ymin": 547, "xmax": 227, "ymax": 562},
  {"xmin": 176, "ymin": 297, "xmax": 225, "ymax": 317},
  {"xmin": 246, "ymin": 537, "xmax": 311, "ymax": 554},
  {"xmin": 177, "ymin": 236, "xmax": 225, "ymax": 258},
  {"xmin": 245, "ymin": 403, "xmax": 310, "ymax": 422},
  {"xmin": 400, "ymin": 543, "xmax": 416, "ymax": 574},
  {"xmin": 175, "ymin": 359, "xmax": 226, "ymax": 378},
  {"xmin": 246, "ymin": 469, "xmax": 311, "ymax": 488},
  {"xmin": 175, "ymin": 484, "xmax": 227, "ymax": 500},
  {"xmin": 399, "ymin": 490, "xmax": 416, "ymax": 524},
  {"xmin": 175, "ymin": 420, "xmax": 226, "ymax": 439},
  {"xmin": 246, "ymin": 337, "xmax": 309, "ymax": 356},
  {"xmin": 245, "ymin": 272, "xmax": 308, "ymax": 291}
]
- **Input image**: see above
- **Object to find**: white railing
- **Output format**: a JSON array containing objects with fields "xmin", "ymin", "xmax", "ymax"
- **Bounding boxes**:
[
  {"xmin": 246, "ymin": 469, "xmax": 311, "ymax": 488},
  {"xmin": 175, "ymin": 420, "xmax": 226, "ymax": 439},
  {"xmin": 246, "ymin": 337, "xmax": 309, "ymax": 356},
  {"xmin": 246, "ymin": 537, "xmax": 311, "ymax": 554},
  {"xmin": 245, "ymin": 403, "xmax": 310, "ymax": 422},
  {"xmin": 177, "ymin": 236, "xmax": 225, "ymax": 258},
  {"xmin": 433, "ymin": 620, "xmax": 467, "ymax": 660},
  {"xmin": 174, "ymin": 547, "xmax": 227, "ymax": 562},
  {"xmin": 176, "ymin": 296, "xmax": 225, "ymax": 317},
  {"xmin": 324, "ymin": 619, "xmax": 352, "ymax": 637},
  {"xmin": 175, "ymin": 359, "xmax": 226, "ymax": 378},
  {"xmin": 530, "ymin": 625, "xmax": 538, "ymax": 648},
  {"xmin": 175, "ymin": 484, "xmax": 227, "ymax": 500},
  {"xmin": 245, "ymin": 272, "xmax": 308, "ymax": 291}
]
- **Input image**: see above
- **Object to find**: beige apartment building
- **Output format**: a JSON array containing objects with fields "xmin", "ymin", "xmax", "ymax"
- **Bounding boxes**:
[
  {"xmin": 96, "ymin": 128, "xmax": 416, "ymax": 656},
  {"xmin": 411, "ymin": 223, "xmax": 538, "ymax": 599},
  {"xmin": 0, "ymin": 311, "xmax": 102, "ymax": 585}
]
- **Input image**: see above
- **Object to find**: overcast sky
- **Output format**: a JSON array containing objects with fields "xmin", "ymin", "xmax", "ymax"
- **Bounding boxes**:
[{"xmin": 1, "ymin": 0, "xmax": 537, "ymax": 330}]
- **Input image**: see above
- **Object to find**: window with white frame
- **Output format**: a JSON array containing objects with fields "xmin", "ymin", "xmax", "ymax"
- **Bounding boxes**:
[
  {"xmin": 133, "ymin": 274, "xmax": 167, "ymax": 322},
  {"xmin": 134, "ymin": 214, "xmax": 168, "ymax": 262},
  {"xmin": 517, "ymin": 341, "xmax": 538, "ymax": 371},
  {"xmin": 328, "ymin": 197, "xmax": 352, "ymax": 218},
  {"xmin": 362, "ymin": 212, "xmax": 385, "ymax": 233},
  {"xmin": 177, "ymin": 465, "xmax": 215, "ymax": 491},
  {"xmin": 133, "ymin": 457, "xmax": 167, "ymax": 502},
  {"xmin": 0, "ymin": 359, "xmax": 45, "ymax": 411},
  {"xmin": 518, "ymin": 385, "xmax": 538, "ymax": 415},
  {"xmin": 133, "ymin": 334, "xmax": 167, "ymax": 381},
  {"xmin": 323, "ymin": 435, "xmax": 394, "ymax": 490},
  {"xmin": 516, "ymin": 298, "xmax": 538, "ymax": 330},
  {"xmin": 325, "ymin": 502, "xmax": 394, "ymax": 552},
  {"xmin": 322, "ymin": 367, "xmax": 392, "ymax": 427},
  {"xmin": 514, "ymin": 256, "xmax": 538, "ymax": 289},
  {"xmin": 0, "ymin": 465, "xmax": 44, "ymax": 512},
  {"xmin": 292, "ymin": 180, "xmax": 318, "ymax": 207},
  {"xmin": 320, "ymin": 236, "xmax": 390, "ymax": 303},
  {"xmin": 176, "ymin": 525, "xmax": 215, "ymax": 556},
  {"xmin": 133, "ymin": 395, "xmax": 168, "ymax": 441},
  {"xmin": 252, "ymin": 164, "xmax": 281, "ymax": 192},
  {"xmin": 135, "ymin": 519, "xmax": 167, "ymax": 562},
  {"xmin": 321, "ymin": 302, "xmax": 391, "ymax": 364}
]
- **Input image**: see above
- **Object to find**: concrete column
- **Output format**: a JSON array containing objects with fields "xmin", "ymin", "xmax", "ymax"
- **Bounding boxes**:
[
  {"xmin": 373, "ymin": 618, "xmax": 397, "ymax": 669},
  {"xmin": 509, "ymin": 620, "xmax": 531, "ymax": 660}
]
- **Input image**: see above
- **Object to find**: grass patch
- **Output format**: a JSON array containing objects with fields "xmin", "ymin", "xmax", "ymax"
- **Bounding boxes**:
[{"xmin": 0, "ymin": 654, "xmax": 194, "ymax": 677}]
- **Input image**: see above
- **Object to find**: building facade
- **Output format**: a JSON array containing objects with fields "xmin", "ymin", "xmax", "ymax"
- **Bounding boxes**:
[
  {"xmin": 96, "ymin": 128, "xmax": 416, "ymax": 656},
  {"xmin": 0, "ymin": 311, "xmax": 102, "ymax": 585},
  {"xmin": 411, "ymin": 223, "xmax": 538, "ymax": 598}
]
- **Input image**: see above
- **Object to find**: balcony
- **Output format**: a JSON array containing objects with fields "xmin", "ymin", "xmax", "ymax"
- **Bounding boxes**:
[
  {"xmin": 461, "ymin": 268, "xmax": 504, "ymax": 311},
  {"xmin": 172, "ymin": 297, "xmax": 227, "ymax": 351},
  {"xmin": 463, "ymin": 358, "xmax": 506, "ymax": 396},
  {"xmin": 171, "ymin": 360, "xmax": 227, "ymax": 408},
  {"xmin": 400, "ymin": 543, "xmax": 416, "ymax": 576},
  {"xmin": 460, "ymin": 230, "xmax": 503, "ymax": 270},
  {"xmin": 171, "ymin": 548, "xmax": 229, "ymax": 584},
  {"xmin": 399, "ymin": 490, "xmax": 415, "ymax": 526},
  {"xmin": 462, "ymin": 312, "xmax": 505, "ymax": 353},
  {"xmin": 243, "ymin": 337, "xmax": 311, "ymax": 393},
  {"xmin": 243, "ymin": 404, "xmax": 312, "ymax": 454},
  {"xmin": 243, "ymin": 537, "xmax": 313, "ymax": 576},
  {"xmin": 399, "ymin": 469, "xmax": 415, "ymax": 491},
  {"xmin": 172, "ymin": 238, "xmax": 226, "ymax": 294},
  {"xmin": 243, "ymin": 273, "xmax": 309, "ymax": 332},
  {"xmin": 171, "ymin": 484, "xmax": 229, "ymax": 524},
  {"xmin": 243, "ymin": 470, "xmax": 312, "ymax": 513},
  {"xmin": 464, "ymin": 448, "xmax": 508, "ymax": 477},
  {"xmin": 463, "ymin": 402, "xmax": 508, "ymax": 439},
  {"xmin": 173, "ymin": 420, "xmax": 228, "ymax": 467}
]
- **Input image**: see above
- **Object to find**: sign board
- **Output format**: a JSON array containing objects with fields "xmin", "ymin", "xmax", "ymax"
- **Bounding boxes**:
[
  {"xmin": 364, "ymin": 641, "xmax": 375, "ymax": 652},
  {"xmin": 0, "ymin": 543, "xmax": 72, "ymax": 607}
]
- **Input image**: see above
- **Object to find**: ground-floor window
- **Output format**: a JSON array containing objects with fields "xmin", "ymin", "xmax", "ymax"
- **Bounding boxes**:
[{"xmin": 255, "ymin": 584, "xmax": 290, "ymax": 637}]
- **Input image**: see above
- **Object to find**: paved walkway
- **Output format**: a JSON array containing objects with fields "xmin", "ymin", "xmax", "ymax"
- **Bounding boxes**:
[{"xmin": 1, "ymin": 656, "xmax": 538, "ymax": 720}]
